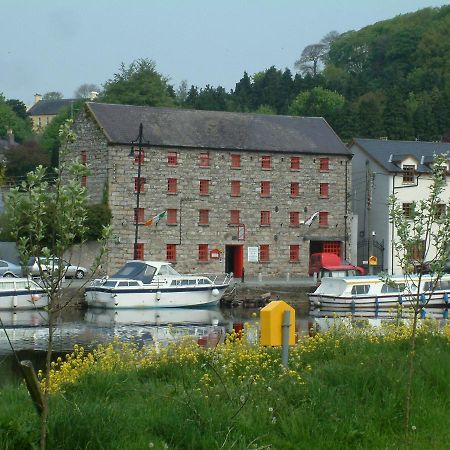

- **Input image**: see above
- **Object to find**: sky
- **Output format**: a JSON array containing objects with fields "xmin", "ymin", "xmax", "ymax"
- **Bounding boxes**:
[{"xmin": 1, "ymin": 0, "xmax": 449, "ymax": 106}]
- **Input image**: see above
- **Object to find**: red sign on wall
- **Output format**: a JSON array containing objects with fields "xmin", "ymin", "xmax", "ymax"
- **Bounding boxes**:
[{"xmin": 210, "ymin": 248, "xmax": 222, "ymax": 259}]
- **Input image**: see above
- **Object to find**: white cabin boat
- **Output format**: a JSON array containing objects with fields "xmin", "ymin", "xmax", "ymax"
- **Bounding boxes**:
[
  {"xmin": 309, "ymin": 274, "xmax": 450, "ymax": 310},
  {"xmin": 0, "ymin": 278, "xmax": 48, "ymax": 310},
  {"xmin": 85, "ymin": 260, "xmax": 233, "ymax": 309}
]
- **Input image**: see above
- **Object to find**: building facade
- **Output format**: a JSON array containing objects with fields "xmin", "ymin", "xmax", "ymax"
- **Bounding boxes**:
[
  {"xmin": 27, "ymin": 94, "xmax": 77, "ymax": 131},
  {"xmin": 68, "ymin": 102, "xmax": 352, "ymax": 277},
  {"xmin": 350, "ymin": 138, "xmax": 450, "ymax": 274}
]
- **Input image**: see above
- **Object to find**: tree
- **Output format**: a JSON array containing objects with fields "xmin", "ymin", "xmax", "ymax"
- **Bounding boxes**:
[
  {"xmin": 294, "ymin": 43, "xmax": 326, "ymax": 77},
  {"xmin": 387, "ymin": 153, "xmax": 450, "ymax": 431},
  {"xmin": 174, "ymin": 80, "xmax": 189, "ymax": 106},
  {"xmin": 4, "ymin": 140, "xmax": 50, "ymax": 179},
  {"xmin": 4, "ymin": 119, "xmax": 110, "ymax": 449},
  {"xmin": 97, "ymin": 58, "xmax": 175, "ymax": 107},
  {"xmin": 42, "ymin": 92, "xmax": 63, "ymax": 100},
  {"xmin": 74, "ymin": 83, "xmax": 100, "ymax": 99},
  {"xmin": 0, "ymin": 94, "xmax": 33, "ymax": 142},
  {"xmin": 6, "ymin": 99, "xmax": 28, "ymax": 119}
]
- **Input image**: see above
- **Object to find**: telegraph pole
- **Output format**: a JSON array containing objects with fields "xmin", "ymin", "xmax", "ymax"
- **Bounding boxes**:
[{"xmin": 367, "ymin": 168, "xmax": 375, "ymax": 275}]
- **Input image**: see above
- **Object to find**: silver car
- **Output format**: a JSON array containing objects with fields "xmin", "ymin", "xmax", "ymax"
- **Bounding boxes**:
[
  {"xmin": 0, "ymin": 259, "xmax": 23, "ymax": 277},
  {"xmin": 26, "ymin": 257, "xmax": 88, "ymax": 279}
]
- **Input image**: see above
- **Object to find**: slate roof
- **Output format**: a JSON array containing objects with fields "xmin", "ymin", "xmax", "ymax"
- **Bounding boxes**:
[
  {"xmin": 85, "ymin": 102, "xmax": 351, "ymax": 156},
  {"xmin": 28, "ymin": 99, "xmax": 77, "ymax": 116},
  {"xmin": 351, "ymin": 138, "xmax": 450, "ymax": 173}
]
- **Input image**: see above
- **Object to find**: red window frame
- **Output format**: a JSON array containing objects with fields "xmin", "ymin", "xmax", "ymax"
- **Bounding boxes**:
[
  {"xmin": 290, "ymin": 211, "xmax": 300, "ymax": 227},
  {"xmin": 291, "ymin": 156, "xmax": 300, "ymax": 170},
  {"xmin": 199, "ymin": 179, "xmax": 209, "ymax": 195},
  {"xmin": 231, "ymin": 154, "xmax": 241, "ymax": 168},
  {"xmin": 166, "ymin": 244, "xmax": 177, "ymax": 262},
  {"xmin": 260, "ymin": 181, "xmax": 270, "ymax": 197},
  {"xmin": 261, "ymin": 155, "xmax": 271, "ymax": 169},
  {"xmin": 319, "ymin": 211, "xmax": 329, "ymax": 227},
  {"xmin": 323, "ymin": 241, "xmax": 341, "ymax": 256},
  {"xmin": 199, "ymin": 152, "xmax": 210, "ymax": 167},
  {"xmin": 319, "ymin": 157, "xmax": 329, "ymax": 172},
  {"xmin": 134, "ymin": 177, "xmax": 145, "ymax": 193},
  {"xmin": 81, "ymin": 176, "xmax": 87, "ymax": 187},
  {"xmin": 134, "ymin": 208, "xmax": 144, "ymax": 224},
  {"xmin": 167, "ymin": 178, "xmax": 177, "ymax": 194},
  {"xmin": 198, "ymin": 244, "xmax": 209, "ymax": 262},
  {"xmin": 230, "ymin": 210, "xmax": 240, "ymax": 225},
  {"xmin": 166, "ymin": 208, "xmax": 178, "ymax": 224},
  {"xmin": 290, "ymin": 182, "xmax": 299, "ymax": 197},
  {"xmin": 289, "ymin": 245, "xmax": 300, "ymax": 262},
  {"xmin": 260, "ymin": 210, "xmax": 271, "ymax": 226},
  {"xmin": 81, "ymin": 150, "xmax": 87, "ymax": 164},
  {"xmin": 259, "ymin": 244, "xmax": 270, "ymax": 262},
  {"xmin": 134, "ymin": 243, "xmax": 144, "ymax": 260},
  {"xmin": 231, "ymin": 180, "xmax": 241, "ymax": 197},
  {"xmin": 167, "ymin": 151, "xmax": 178, "ymax": 166},
  {"xmin": 134, "ymin": 149, "xmax": 145, "ymax": 164},
  {"xmin": 320, "ymin": 182, "xmax": 329, "ymax": 198},
  {"xmin": 199, "ymin": 209, "xmax": 209, "ymax": 225}
]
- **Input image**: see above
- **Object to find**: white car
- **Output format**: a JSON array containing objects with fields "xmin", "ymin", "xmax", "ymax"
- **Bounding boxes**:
[{"xmin": 26, "ymin": 257, "xmax": 88, "ymax": 279}]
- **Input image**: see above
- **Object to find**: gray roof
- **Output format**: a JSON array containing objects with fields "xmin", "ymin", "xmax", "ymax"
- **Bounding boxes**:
[
  {"xmin": 351, "ymin": 138, "xmax": 450, "ymax": 173},
  {"xmin": 85, "ymin": 102, "xmax": 351, "ymax": 156},
  {"xmin": 28, "ymin": 99, "xmax": 77, "ymax": 116}
]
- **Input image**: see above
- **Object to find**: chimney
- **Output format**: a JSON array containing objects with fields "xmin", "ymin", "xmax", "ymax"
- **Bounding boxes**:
[
  {"xmin": 6, "ymin": 129, "xmax": 14, "ymax": 146},
  {"xmin": 34, "ymin": 93, "xmax": 42, "ymax": 104}
]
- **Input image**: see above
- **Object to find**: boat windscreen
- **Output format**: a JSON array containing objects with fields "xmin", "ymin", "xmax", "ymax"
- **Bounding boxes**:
[{"xmin": 112, "ymin": 262, "xmax": 156, "ymax": 284}]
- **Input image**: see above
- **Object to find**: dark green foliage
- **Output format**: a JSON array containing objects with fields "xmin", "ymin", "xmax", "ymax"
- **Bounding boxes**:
[
  {"xmin": 84, "ymin": 203, "xmax": 112, "ymax": 240},
  {"xmin": 0, "ymin": 95, "xmax": 33, "ymax": 143},
  {"xmin": 4, "ymin": 140, "xmax": 50, "ymax": 180}
]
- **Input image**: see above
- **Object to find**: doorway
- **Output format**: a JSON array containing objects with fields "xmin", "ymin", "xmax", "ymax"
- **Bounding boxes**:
[{"xmin": 225, "ymin": 245, "xmax": 244, "ymax": 278}]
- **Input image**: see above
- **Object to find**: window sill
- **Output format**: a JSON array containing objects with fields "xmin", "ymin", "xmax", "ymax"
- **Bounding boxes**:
[
  {"xmin": 261, "ymin": 168, "xmax": 272, "ymax": 171},
  {"xmin": 167, "ymin": 192, "xmax": 178, "ymax": 195},
  {"xmin": 231, "ymin": 167, "xmax": 241, "ymax": 170},
  {"xmin": 198, "ymin": 224, "xmax": 210, "ymax": 227},
  {"xmin": 260, "ymin": 224, "xmax": 271, "ymax": 227},
  {"xmin": 166, "ymin": 223, "xmax": 178, "ymax": 226},
  {"xmin": 289, "ymin": 260, "xmax": 300, "ymax": 263}
]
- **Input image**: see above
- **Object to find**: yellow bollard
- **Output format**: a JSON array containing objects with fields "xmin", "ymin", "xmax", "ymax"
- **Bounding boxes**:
[{"xmin": 260, "ymin": 300, "xmax": 295, "ymax": 346}]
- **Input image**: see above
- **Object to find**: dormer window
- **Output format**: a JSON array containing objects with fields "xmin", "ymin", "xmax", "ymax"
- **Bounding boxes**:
[{"xmin": 402, "ymin": 165, "xmax": 415, "ymax": 184}]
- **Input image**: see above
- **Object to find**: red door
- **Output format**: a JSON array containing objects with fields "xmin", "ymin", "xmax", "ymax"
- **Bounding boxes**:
[{"xmin": 233, "ymin": 245, "xmax": 244, "ymax": 278}]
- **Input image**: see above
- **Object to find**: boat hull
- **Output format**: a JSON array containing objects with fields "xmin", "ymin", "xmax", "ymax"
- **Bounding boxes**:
[
  {"xmin": 85, "ymin": 285, "xmax": 228, "ymax": 308},
  {"xmin": 0, "ymin": 291, "xmax": 48, "ymax": 310}
]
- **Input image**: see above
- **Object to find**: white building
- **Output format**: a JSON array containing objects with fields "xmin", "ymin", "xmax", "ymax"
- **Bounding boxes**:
[{"xmin": 350, "ymin": 138, "xmax": 450, "ymax": 274}]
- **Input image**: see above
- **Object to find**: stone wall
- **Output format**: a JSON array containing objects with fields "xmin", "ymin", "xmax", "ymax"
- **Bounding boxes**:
[{"xmin": 69, "ymin": 111, "xmax": 351, "ymax": 277}]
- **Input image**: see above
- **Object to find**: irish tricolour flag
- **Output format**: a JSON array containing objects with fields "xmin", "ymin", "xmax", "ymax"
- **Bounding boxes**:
[{"xmin": 145, "ymin": 210, "xmax": 166, "ymax": 226}]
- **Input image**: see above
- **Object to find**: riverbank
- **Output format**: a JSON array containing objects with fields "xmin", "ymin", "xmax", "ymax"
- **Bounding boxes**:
[{"xmin": 1, "ymin": 323, "xmax": 449, "ymax": 449}]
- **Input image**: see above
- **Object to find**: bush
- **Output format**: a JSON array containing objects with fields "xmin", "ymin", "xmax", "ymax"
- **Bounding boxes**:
[{"xmin": 84, "ymin": 203, "xmax": 112, "ymax": 240}]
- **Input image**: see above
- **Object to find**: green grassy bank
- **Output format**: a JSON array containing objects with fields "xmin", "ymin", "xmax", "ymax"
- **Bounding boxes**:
[{"xmin": 1, "ymin": 322, "xmax": 449, "ymax": 449}]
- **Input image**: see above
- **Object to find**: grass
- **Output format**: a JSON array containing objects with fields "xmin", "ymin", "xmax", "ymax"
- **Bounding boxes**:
[{"xmin": 0, "ymin": 321, "xmax": 449, "ymax": 449}]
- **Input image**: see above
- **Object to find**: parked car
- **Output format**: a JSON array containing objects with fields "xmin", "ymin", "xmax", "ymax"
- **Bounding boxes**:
[
  {"xmin": 25, "ymin": 257, "xmax": 88, "ymax": 279},
  {"xmin": 0, "ymin": 259, "xmax": 23, "ymax": 277}
]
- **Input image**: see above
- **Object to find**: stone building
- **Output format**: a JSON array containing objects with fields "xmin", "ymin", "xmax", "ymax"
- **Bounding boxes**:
[
  {"xmin": 27, "ymin": 94, "xmax": 77, "ymax": 131},
  {"xmin": 68, "ymin": 102, "xmax": 352, "ymax": 277}
]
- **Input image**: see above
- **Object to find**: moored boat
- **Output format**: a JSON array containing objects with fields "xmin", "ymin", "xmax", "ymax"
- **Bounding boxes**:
[
  {"xmin": 85, "ymin": 260, "xmax": 233, "ymax": 308},
  {"xmin": 309, "ymin": 274, "xmax": 450, "ymax": 310},
  {"xmin": 0, "ymin": 278, "xmax": 48, "ymax": 310}
]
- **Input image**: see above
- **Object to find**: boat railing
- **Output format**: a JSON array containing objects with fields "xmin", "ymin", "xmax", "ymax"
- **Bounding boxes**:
[{"xmin": 184, "ymin": 272, "xmax": 234, "ymax": 286}]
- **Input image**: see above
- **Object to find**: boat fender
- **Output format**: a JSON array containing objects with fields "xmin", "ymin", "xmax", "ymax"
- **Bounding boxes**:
[
  {"xmin": 212, "ymin": 288, "xmax": 220, "ymax": 296},
  {"xmin": 156, "ymin": 291, "xmax": 162, "ymax": 300},
  {"xmin": 31, "ymin": 294, "xmax": 41, "ymax": 302},
  {"xmin": 13, "ymin": 296, "xmax": 18, "ymax": 308}
]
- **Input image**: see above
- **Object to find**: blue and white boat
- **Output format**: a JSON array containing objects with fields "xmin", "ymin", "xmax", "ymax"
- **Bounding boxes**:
[{"xmin": 85, "ymin": 260, "xmax": 233, "ymax": 308}]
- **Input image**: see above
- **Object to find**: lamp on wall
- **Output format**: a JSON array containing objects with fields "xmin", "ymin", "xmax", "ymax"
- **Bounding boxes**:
[{"xmin": 129, "ymin": 123, "xmax": 146, "ymax": 259}]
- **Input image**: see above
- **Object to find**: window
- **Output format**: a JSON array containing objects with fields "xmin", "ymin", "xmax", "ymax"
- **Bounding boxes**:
[
  {"xmin": 199, "ymin": 209, "xmax": 209, "ymax": 225},
  {"xmin": 134, "ymin": 208, "xmax": 144, "ymax": 224},
  {"xmin": 166, "ymin": 244, "xmax": 177, "ymax": 262},
  {"xmin": 320, "ymin": 183, "xmax": 329, "ymax": 198},
  {"xmin": 290, "ymin": 182, "xmax": 299, "ymax": 197},
  {"xmin": 289, "ymin": 245, "xmax": 300, "ymax": 262},
  {"xmin": 134, "ymin": 243, "xmax": 144, "ymax": 260},
  {"xmin": 402, "ymin": 165, "xmax": 415, "ymax": 184},
  {"xmin": 81, "ymin": 150, "xmax": 87, "ymax": 164},
  {"xmin": 260, "ymin": 210, "xmax": 271, "ymax": 226},
  {"xmin": 231, "ymin": 154, "xmax": 241, "ymax": 168},
  {"xmin": 402, "ymin": 203, "xmax": 413, "ymax": 218},
  {"xmin": 167, "ymin": 178, "xmax": 177, "ymax": 194},
  {"xmin": 319, "ymin": 211, "xmax": 328, "ymax": 227},
  {"xmin": 134, "ymin": 177, "xmax": 145, "ymax": 193},
  {"xmin": 231, "ymin": 180, "xmax": 241, "ymax": 197},
  {"xmin": 351, "ymin": 285, "xmax": 370, "ymax": 295},
  {"xmin": 134, "ymin": 149, "xmax": 145, "ymax": 164},
  {"xmin": 167, "ymin": 151, "xmax": 178, "ymax": 166},
  {"xmin": 166, "ymin": 208, "xmax": 178, "ymax": 225},
  {"xmin": 199, "ymin": 179, "xmax": 209, "ymax": 195},
  {"xmin": 259, "ymin": 244, "xmax": 270, "ymax": 262},
  {"xmin": 81, "ymin": 176, "xmax": 87, "ymax": 187},
  {"xmin": 199, "ymin": 152, "xmax": 210, "ymax": 167},
  {"xmin": 323, "ymin": 241, "xmax": 341, "ymax": 255},
  {"xmin": 409, "ymin": 240, "xmax": 425, "ymax": 261},
  {"xmin": 291, "ymin": 156, "xmax": 300, "ymax": 170},
  {"xmin": 290, "ymin": 211, "xmax": 300, "ymax": 226},
  {"xmin": 198, "ymin": 244, "xmax": 209, "ymax": 262},
  {"xmin": 260, "ymin": 181, "xmax": 271, "ymax": 197},
  {"xmin": 319, "ymin": 157, "xmax": 329, "ymax": 172},
  {"xmin": 230, "ymin": 210, "xmax": 240, "ymax": 225},
  {"xmin": 261, "ymin": 155, "xmax": 271, "ymax": 169}
]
